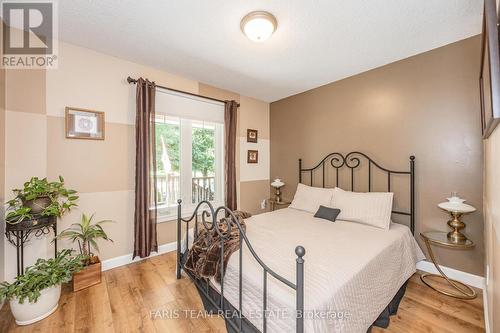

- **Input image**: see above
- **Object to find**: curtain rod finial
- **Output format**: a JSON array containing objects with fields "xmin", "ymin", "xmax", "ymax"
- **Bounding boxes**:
[{"xmin": 127, "ymin": 76, "xmax": 136, "ymax": 84}]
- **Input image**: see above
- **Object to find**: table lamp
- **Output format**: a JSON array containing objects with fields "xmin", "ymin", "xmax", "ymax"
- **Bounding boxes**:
[
  {"xmin": 438, "ymin": 193, "xmax": 476, "ymax": 244},
  {"xmin": 271, "ymin": 179, "xmax": 285, "ymax": 203}
]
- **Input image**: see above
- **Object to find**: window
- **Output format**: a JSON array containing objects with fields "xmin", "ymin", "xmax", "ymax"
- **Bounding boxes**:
[{"xmin": 154, "ymin": 91, "xmax": 225, "ymax": 220}]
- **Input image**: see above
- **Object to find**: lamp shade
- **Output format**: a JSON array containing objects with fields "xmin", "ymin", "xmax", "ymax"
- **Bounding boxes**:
[
  {"xmin": 271, "ymin": 179, "xmax": 284, "ymax": 188},
  {"xmin": 438, "ymin": 196, "xmax": 476, "ymax": 214}
]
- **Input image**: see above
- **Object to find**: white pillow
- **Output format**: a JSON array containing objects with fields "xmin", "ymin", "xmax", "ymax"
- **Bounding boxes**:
[
  {"xmin": 289, "ymin": 183, "xmax": 335, "ymax": 214},
  {"xmin": 332, "ymin": 188, "xmax": 393, "ymax": 230}
]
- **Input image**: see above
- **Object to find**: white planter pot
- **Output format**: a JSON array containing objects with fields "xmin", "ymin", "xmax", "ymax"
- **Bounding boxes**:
[{"xmin": 9, "ymin": 284, "xmax": 61, "ymax": 326}]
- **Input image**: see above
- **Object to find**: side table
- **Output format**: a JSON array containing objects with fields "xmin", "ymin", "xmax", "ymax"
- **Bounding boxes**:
[
  {"xmin": 268, "ymin": 198, "xmax": 291, "ymax": 211},
  {"xmin": 420, "ymin": 231, "xmax": 476, "ymax": 299}
]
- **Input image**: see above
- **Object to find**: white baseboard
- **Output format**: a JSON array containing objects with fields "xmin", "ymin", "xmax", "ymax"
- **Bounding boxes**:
[
  {"xmin": 101, "ymin": 241, "xmax": 177, "ymax": 271},
  {"xmin": 416, "ymin": 260, "xmax": 484, "ymax": 290}
]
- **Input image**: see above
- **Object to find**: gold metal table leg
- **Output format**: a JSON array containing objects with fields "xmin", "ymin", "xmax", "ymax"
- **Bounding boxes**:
[{"xmin": 420, "ymin": 238, "xmax": 476, "ymax": 300}]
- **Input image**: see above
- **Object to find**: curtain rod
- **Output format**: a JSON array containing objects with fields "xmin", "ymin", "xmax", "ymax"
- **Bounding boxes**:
[{"xmin": 127, "ymin": 76, "xmax": 240, "ymax": 107}]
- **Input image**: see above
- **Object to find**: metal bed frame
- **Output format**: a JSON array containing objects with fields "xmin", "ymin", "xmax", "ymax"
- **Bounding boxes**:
[
  {"xmin": 176, "ymin": 152, "xmax": 416, "ymax": 333},
  {"xmin": 299, "ymin": 152, "xmax": 415, "ymax": 235}
]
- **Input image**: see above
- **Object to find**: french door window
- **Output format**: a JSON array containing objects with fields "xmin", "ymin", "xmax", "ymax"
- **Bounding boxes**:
[{"xmin": 154, "ymin": 91, "xmax": 225, "ymax": 221}]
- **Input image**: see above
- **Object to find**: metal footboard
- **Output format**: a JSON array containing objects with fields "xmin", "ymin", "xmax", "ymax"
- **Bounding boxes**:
[{"xmin": 176, "ymin": 199, "xmax": 305, "ymax": 333}]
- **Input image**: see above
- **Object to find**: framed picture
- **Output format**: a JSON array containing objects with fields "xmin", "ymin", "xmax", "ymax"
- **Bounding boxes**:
[
  {"xmin": 247, "ymin": 150, "xmax": 258, "ymax": 164},
  {"xmin": 479, "ymin": 0, "xmax": 500, "ymax": 138},
  {"xmin": 65, "ymin": 107, "xmax": 105, "ymax": 140},
  {"xmin": 247, "ymin": 129, "xmax": 258, "ymax": 143}
]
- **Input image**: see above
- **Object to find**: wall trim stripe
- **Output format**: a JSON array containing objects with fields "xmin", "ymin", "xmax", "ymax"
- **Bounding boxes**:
[
  {"xmin": 240, "ymin": 179, "xmax": 270, "ymax": 184},
  {"xmin": 416, "ymin": 260, "xmax": 484, "ymax": 289},
  {"xmin": 102, "ymin": 241, "xmax": 177, "ymax": 271}
]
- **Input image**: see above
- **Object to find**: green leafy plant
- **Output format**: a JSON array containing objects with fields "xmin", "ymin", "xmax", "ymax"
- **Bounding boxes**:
[
  {"xmin": 0, "ymin": 250, "xmax": 85, "ymax": 304},
  {"xmin": 56, "ymin": 213, "xmax": 113, "ymax": 263},
  {"xmin": 5, "ymin": 176, "xmax": 78, "ymax": 224}
]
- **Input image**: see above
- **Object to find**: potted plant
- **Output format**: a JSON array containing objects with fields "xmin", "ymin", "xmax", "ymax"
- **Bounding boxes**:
[
  {"xmin": 0, "ymin": 249, "xmax": 84, "ymax": 325},
  {"xmin": 5, "ymin": 176, "xmax": 78, "ymax": 225},
  {"xmin": 56, "ymin": 213, "xmax": 113, "ymax": 291}
]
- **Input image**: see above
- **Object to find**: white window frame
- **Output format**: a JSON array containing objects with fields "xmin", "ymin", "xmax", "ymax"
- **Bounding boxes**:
[{"xmin": 155, "ymin": 116, "xmax": 225, "ymax": 223}]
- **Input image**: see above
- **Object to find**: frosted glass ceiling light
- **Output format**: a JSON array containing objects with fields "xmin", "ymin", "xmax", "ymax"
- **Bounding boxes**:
[{"xmin": 241, "ymin": 11, "xmax": 277, "ymax": 42}]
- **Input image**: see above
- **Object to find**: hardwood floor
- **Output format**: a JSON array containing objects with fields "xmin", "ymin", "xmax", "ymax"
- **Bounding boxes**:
[{"xmin": 0, "ymin": 251, "xmax": 484, "ymax": 333}]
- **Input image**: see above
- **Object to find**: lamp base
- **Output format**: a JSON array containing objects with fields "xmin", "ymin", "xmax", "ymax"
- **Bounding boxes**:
[
  {"xmin": 446, "ymin": 212, "xmax": 468, "ymax": 244},
  {"xmin": 275, "ymin": 187, "xmax": 282, "ymax": 203},
  {"xmin": 447, "ymin": 230, "xmax": 467, "ymax": 244}
]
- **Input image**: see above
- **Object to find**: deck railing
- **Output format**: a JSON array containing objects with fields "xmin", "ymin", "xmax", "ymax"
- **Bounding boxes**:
[{"xmin": 156, "ymin": 173, "xmax": 215, "ymax": 205}]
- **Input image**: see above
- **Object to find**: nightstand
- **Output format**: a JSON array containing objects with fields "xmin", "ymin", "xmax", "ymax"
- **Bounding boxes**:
[
  {"xmin": 268, "ymin": 198, "xmax": 291, "ymax": 211},
  {"xmin": 420, "ymin": 231, "xmax": 476, "ymax": 299}
]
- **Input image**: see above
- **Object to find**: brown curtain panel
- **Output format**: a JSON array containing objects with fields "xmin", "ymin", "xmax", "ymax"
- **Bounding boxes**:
[
  {"xmin": 224, "ymin": 100, "xmax": 238, "ymax": 210},
  {"xmin": 133, "ymin": 78, "xmax": 158, "ymax": 259}
]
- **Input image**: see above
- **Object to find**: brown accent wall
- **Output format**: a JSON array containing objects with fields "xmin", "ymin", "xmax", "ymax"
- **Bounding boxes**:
[
  {"xmin": 240, "ymin": 180, "xmax": 271, "ymax": 214},
  {"xmin": 270, "ymin": 36, "xmax": 484, "ymax": 275}
]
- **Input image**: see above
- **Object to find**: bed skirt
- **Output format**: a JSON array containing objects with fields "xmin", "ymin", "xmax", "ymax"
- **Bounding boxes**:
[{"xmin": 194, "ymin": 278, "xmax": 409, "ymax": 333}]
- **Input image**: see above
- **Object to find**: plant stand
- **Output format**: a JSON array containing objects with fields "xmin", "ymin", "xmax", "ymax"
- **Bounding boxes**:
[{"xmin": 5, "ymin": 216, "xmax": 57, "ymax": 276}]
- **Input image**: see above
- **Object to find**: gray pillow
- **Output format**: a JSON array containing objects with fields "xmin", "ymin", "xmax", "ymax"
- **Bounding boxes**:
[{"xmin": 314, "ymin": 206, "xmax": 341, "ymax": 222}]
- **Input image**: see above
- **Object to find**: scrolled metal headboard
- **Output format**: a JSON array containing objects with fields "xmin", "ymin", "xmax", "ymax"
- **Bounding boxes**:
[{"xmin": 299, "ymin": 152, "xmax": 415, "ymax": 234}]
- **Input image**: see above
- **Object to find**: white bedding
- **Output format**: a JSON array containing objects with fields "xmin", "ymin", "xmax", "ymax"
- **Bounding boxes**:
[{"xmin": 189, "ymin": 208, "xmax": 425, "ymax": 333}]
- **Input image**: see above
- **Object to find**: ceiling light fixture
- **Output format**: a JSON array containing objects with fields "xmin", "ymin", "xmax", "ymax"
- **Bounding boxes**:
[{"xmin": 240, "ymin": 11, "xmax": 277, "ymax": 42}]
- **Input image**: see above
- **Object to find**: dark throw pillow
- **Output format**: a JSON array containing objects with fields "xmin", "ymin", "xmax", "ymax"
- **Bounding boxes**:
[{"xmin": 314, "ymin": 206, "xmax": 341, "ymax": 222}]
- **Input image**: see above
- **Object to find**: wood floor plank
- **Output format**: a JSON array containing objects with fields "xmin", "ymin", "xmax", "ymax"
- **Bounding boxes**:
[
  {"xmin": 0, "ymin": 253, "xmax": 485, "ymax": 333},
  {"xmin": 405, "ymin": 280, "xmax": 484, "ymax": 328},
  {"xmin": 147, "ymin": 251, "xmax": 226, "ymax": 332},
  {"xmin": 47, "ymin": 284, "xmax": 76, "ymax": 333},
  {"xmin": 0, "ymin": 301, "xmax": 17, "ymax": 332},
  {"xmin": 106, "ymin": 267, "xmax": 136, "ymax": 333},
  {"xmin": 86, "ymin": 275, "xmax": 116, "ymax": 332},
  {"xmin": 106, "ymin": 266, "xmax": 157, "ymax": 332},
  {"xmin": 398, "ymin": 297, "xmax": 483, "ymax": 333}
]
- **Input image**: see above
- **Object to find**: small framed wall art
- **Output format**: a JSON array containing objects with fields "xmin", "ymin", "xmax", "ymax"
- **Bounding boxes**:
[
  {"xmin": 65, "ymin": 107, "xmax": 105, "ymax": 140},
  {"xmin": 247, "ymin": 129, "xmax": 258, "ymax": 143},
  {"xmin": 247, "ymin": 150, "xmax": 258, "ymax": 164}
]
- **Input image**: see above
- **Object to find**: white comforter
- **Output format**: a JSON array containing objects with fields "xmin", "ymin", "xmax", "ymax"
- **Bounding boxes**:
[{"xmin": 204, "ymin": 208, "xmax": 425, "ymax": 333}]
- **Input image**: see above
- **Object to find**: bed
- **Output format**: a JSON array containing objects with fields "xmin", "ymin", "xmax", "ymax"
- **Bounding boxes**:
[{"xmin": 176, "ymin": 152, "xmax": 425, "ymax": 333}]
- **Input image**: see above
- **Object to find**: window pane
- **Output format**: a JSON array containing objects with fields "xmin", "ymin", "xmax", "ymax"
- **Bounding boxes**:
[
  {"xmin": 155, "ymin": 117, "xmax": 180, "ymax": 210},
  {"xmin": 191, "ymin": 121, "xmax": 216, "ymax": 204}
]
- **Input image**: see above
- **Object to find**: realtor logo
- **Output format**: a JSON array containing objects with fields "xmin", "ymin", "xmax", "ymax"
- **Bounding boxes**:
[{"xmin": 1, "ymin": 1, "xmax": 58, "ymax": 68}]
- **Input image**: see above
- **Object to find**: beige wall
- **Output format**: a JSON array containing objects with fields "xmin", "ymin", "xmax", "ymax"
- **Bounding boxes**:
[
  {"xmin": 485, "ymin": 2, "xmax": 500, "ymax": 324},
  {"xmin": 198, "ymin": 84, "xmax": 271, "ymax": 216},
  {"xmin": 4, "ymin": 68, "xmax": 49, "ymax": 281},
  {"xmin": 484, "ymin": 118, "xmax": 500, "ymax": 331},
  {"xmin": 270, "ymin": 36, "xmax": 484, "ymax": 276},
  {"xmin": 3, "ymin": 41, "xmax": 269, "ymax": 280},
  {"xmin": 0, "ymin": 66, "xmax": 5, "ymax": 283}
]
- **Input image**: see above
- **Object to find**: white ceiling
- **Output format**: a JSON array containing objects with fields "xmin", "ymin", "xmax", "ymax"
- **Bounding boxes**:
[{"xmin": 59, "ymin": 0, "xmax": 483, "ymax": 102}]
